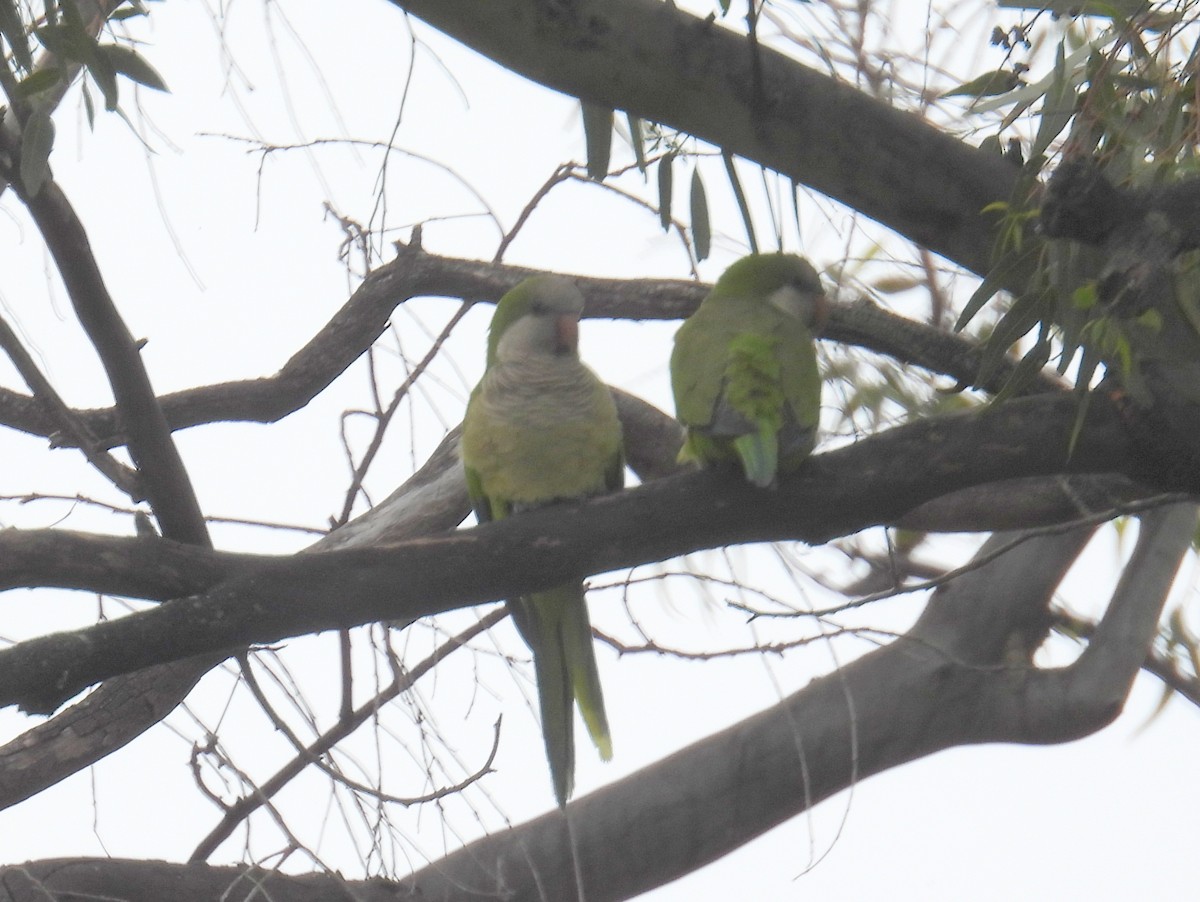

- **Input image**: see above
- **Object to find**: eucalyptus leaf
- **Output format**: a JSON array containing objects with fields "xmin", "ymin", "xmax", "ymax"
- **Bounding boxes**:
[
  {"xmin": 19, "ymin": 108, "xmax": 55, "ymax": 197},
  {"xmin": 581, "ymin": 102, "xmax": 612, "ymax": 181},
  {"xmin": 81, "ymin": 79, "xmax": 95, "ymax": 129},
  {"xmin": 16, "ymin": 68, "xmax": 65, "ymax": 99},
  {"xmin": 86, "ymin": 52, "xmax": 119, "ymax": 110},
  {"xmin": 721, "ymin": 151, "xmax": 756, "ymax": 254},
  {"xmin": 1031, "ymin": 43, "xmax": 1076, "ymax": 159},
  {"xmin": 940, "ymin": 69, "xmax": 1022, "ymax": 99},
  {"xmin": 100, "ymin": 43, "xmax": 168, "ymax": 92},
  {"xmin": 872, "ymin": 274, "xmax": 926, "ymax": 294},
  {"xmin": 626, "ymin": 114, "xmax": 646, "ymax": 175},
  {"xmin": 0, "ymin": 0, "xmax": 32, "ymax": 72},
  {"xmin": 990, "ymin": 323, "xmax": 1051, "ymax": 404},
  {"xmin": 689, "ymin": 167, "xmax": 710, "ymax": 262},
  {"xmin": 657, "ymin": 151, "xmax": 673, "ymax": 232},
  {"xmin": 110, "ymin": 6, "xmax": 148, "ymax": 21},
  {"xmin": 976, "ymin": 289, "xmax": 1047, "ymax": 387}
]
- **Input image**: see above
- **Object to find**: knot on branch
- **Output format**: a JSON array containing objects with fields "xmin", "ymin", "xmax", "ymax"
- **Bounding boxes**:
[
  {"xmin": 1040, "ymin": 158, "xmax": 1131, "ymax": 246},
  {"xmin": 1042, "ymin": 157, "xmax": 1200, "ymax": 255},
  {"xmin": 1042, "ymin": 158, "xmax": 1200, "ymax": 488}
]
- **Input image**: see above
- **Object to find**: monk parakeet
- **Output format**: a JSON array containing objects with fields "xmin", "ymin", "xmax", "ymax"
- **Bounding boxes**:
[
  {"xmin": 671, "ymin": 253, "xmax": 826, "ymax": 487},
  {"xmin": 461, "ymin": 274, "xmax": 623, "ymax": 806}
]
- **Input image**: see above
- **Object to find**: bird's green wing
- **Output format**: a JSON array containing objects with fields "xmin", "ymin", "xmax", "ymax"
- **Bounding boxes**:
[
  {"xmin": 778, "ymin": 319, "xmax": 821, "ymax": 428},
  {"xmin": 669, "ymin": 307, "xmax": 731, "ymax": 429},
  {"xmin": 776, "ymin": 317, "xmax": 821, "ymax": 468},
  {"xmin": 463, "ymin": 462, "xmax": 495, "ymax": 524},
  {"xmin": 721, "ymin": 329, "xmax": 787, "ymax": 486},
  {"xmin": 672, "ymin": 301, "xmax": 792, "ymax": 484},
  {"xmin": 463, "ymin": 389, "xmax": 511, "ymax": 523}
]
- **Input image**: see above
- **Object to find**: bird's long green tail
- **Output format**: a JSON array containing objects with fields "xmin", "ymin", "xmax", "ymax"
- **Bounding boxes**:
[
  {"xmin": 514, "ymin": 582, "xmax": 611, "ymax": 807},
  {"xmin": 733, "ymin": 424, "xmax": 778, "ymax": 488}
]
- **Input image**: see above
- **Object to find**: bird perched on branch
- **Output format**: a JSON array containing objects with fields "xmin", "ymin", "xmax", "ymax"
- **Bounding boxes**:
[
  {"xmin": 461, "ymin": 274, "xmax": 623, "ymax": 806},
  {"xmin": 671, "ymin": 253, "xmax": 827, "ymax": 487}
]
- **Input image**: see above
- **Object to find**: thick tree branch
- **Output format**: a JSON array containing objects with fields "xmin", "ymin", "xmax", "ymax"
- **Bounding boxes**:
[
  {"xmin": 0, "ymin": 312, "xmax": 142, "ymax": 495},
  {"xmin": 1, "ymin": 497, "xmax": 1186, "ymax": 900},
  {"xmin": 10, "ymin": 175, "xmax": 209, "ymax": 547},
  {"xmin": 0, "ymin": 405, "xmax": 1151, "ymax": 601},
  {"xmin": 0, "ymin": 246, "xmax": 1062, "ymax": 450},
  {"xmin": 1006, "ymin": 502, "xmax": 1198, "ymax": 740},
  {"xmin": 391, "ymin": 523, "xmax": 1098, "ymax": 899},
  {"xmin": 0, "ymin": 859, "xmax": 400, "ymax": 902},
  {"xmin": 393, "ymin": 0, "xmax": 1018, "ymax": 278},
  {"xmin": 0, "ymin": 516, "xmax": 1158, "ymax": 901},
  {"xmin": 0, "ymin": 529, "xmax": 259, "ymax": 599},
  {"xmin": 0, "ymin": 389, "xmax": 1149, "ymax": 715},
  {"xmin": 392, "ymin": 505, "xmax": 1185, "ymax": 899},
  {"xmin": 898, "ymin": 474, "xmax": 1159, "ymax": 532},
  {"xmin": 0, "ymin": 424, "xmax": 473, "ymax": 809}
]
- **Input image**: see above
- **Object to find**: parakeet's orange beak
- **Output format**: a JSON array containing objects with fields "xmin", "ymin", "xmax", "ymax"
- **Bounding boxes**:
[{"xmin": 555, "ymin": 314, "xmax": 579, "ymax": 354}]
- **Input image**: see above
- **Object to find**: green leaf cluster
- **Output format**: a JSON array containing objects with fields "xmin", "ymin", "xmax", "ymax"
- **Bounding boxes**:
[
  {"xmin": 0, "ymin": 1, "xmax": 168, "ymax": 196},
  {"xmin": 955, "ymin": 5, "xmax": 1200, "ymax": 406}
]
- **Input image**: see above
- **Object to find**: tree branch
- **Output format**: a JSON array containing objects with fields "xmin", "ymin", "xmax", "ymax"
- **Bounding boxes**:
[
  {"xmin": 392, "ymin": 522, "xmax": 1100, "ymax": 899},
  {"xmin": 10, "ymin": 175, "xmax": 209, "ymax": 547},
  {"xmin": 1, "ymin": 502, "xmax": 1187, "ymax": 899},
  {"xmin": 0, "ymin": 859, "xmax": 400, "ymax": 902},
  {"xmin": 392, "ymin": 0, "xmax": 1018, "ymax": 278},
  {"xmin": 0, "ymin": 245, "xmax": 1062, "ymax": 450},
  {"xmin": 0, "ymin": 311, "xmax": 141, "ymax": 496},
  {"xmin": 0, "ymin": 518, "xmax": 1125, "ymax": 900},
  {"xmin": 0, "ymin": 529, "xmax": 258, "ymax": 599},
  {"xmin": 0, "ymin": 388, "xmax": 1148, "ymax": 715},
  {"xmin": 1003, "ymin": 502, "xmax": 1198, "ymax": 741}
]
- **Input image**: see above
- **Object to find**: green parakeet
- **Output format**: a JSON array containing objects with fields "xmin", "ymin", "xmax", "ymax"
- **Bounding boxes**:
[
  {"xmin": 461, "ymin": 274, "xmax": 623, "ymax": 806},
  {"xmin": 671, "ymin": 253, "xmax": 826, "ymax": 487}
]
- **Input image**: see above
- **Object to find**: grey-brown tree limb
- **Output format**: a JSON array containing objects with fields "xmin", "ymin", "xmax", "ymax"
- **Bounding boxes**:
[
  {"xmin": 0, "ymin": 158, "xmax": 211, "ymax": 548},
  {"xmin": 392, "ymin": 0, "xmax": 1019, "ymax": 278},
  {"xmin": 390, "ymin": 504, "xmax": 1197, "ymax": 901},
  {"xmin": 0, "ymin": 389, "xmax": 683, "ymax": 810},
  {"xmin": 4, "ymin": 502, "xmax": 1193, "ymax": 901},
  {"xmin": 0, "ymin": 419, "xmax": 473, "ymax": 809},
  {"xmin": 0, "ymin": 243, "xmax": 1060, "ymax": 449},
  {"xmin": 388, "ymin": 0, "xmax": 1200, "ymax": 478},
  {"xmin": 0, "ymin": 387, "xmax": 1168, "ymax": 717},
  {"xmin": 0, "ymin": 1, "xmax": 222, "ymax": 811}
]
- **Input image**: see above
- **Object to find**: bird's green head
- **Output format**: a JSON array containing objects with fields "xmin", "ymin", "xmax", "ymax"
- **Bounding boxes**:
[
  {"xmin": 486, "ymin": 274, "xmax": 586, "ymax": 368},
  {"xmin": 713, "ymin": 253, "xmax": 829, "ymax": 332}
]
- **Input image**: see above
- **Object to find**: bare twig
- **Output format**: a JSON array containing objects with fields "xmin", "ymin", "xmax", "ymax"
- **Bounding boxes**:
[
  {"xmin": 594, "ymin": 625, "xmax": 900, "ymax": 661},
  {"xmin": 0, "ymin": 313, "xmax": 142, "ymax": 496},
  {"xmin": 0, "ymin": 248, "xmax": 1065, "ymax": 450},
  {"xmin": 189, "ymin": 608, "xmax": 507, "ymax": 861},
  {"xmin": 732, "ymin": 492, "xmax": 1188, "ymax": 620}
]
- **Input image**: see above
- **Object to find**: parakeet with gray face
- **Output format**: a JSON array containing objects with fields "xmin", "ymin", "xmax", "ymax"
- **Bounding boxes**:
[
  {"xmin": 461, "ymin": 274, "xmax": 623, "ymax": 806},
  {"xmin": 671, "ymin": 253, "xmax": 826, "ymax": 487}
]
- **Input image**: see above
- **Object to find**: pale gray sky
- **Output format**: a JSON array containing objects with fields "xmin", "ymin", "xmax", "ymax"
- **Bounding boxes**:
[{"xmin": 1, "ymin": 3, "xmax": 1197, "ymax": 899}]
